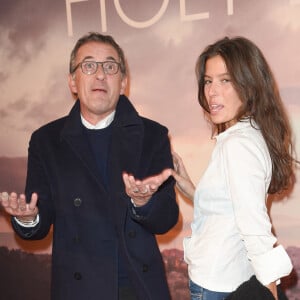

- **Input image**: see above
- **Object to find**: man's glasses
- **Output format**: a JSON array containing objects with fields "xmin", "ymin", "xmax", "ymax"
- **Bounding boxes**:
[{"xmin": 73, "ymin": 61, "xmax": 121, "ymax": 75}]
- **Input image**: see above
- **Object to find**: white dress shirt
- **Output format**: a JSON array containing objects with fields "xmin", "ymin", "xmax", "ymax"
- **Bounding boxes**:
[
  {"xmin": 80, "ymin": 111, "xmax": 115, "ymax": 129},
  {"xmin": 184, "ymin": 119, "xmax": 292, "ymax": 292}
]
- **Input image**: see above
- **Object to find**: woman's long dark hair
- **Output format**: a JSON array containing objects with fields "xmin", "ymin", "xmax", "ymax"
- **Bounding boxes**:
[{"xmin": 196, "ymin": 36, "xmax": 296, "ymax": 194}]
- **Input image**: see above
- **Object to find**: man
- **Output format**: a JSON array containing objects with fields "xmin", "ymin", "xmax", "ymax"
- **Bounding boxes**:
[{"xmin": 0, "ymin": 32, "xmax": 178, "ymax": 300}]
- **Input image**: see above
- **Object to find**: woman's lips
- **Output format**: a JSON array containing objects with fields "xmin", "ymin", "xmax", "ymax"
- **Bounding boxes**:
[{"xmin": 209, "ymin": 104, "xmax": 223, "ymax": 114}]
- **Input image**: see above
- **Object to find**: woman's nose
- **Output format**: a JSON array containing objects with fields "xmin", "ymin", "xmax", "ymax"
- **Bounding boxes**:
[{"xmin": 207, "ymin": 82, "xmax": 218, "ymax": 96}]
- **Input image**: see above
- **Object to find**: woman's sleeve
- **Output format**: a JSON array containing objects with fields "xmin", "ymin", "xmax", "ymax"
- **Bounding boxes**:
[{"xmin": 221, "ymin": 135, "xmax": 292, "ymax": 285}]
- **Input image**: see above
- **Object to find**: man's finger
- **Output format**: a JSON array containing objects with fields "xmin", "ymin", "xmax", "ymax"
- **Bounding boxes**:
[{"xmin": 28, "ymin": 193, "xmax": 39, "ymax": 210}]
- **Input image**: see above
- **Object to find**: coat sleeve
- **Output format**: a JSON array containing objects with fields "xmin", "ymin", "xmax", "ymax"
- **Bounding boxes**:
[
  {"xmin": 12, "ymin": 130, "xmax": 54, "ymax": 240},
  {"xmin": 221, "ymin": 134, "xmax": 292, "ymax": 285},
  {"xmin": 128, "ymin": 123, "xmax": 179, "ymax": 234}
]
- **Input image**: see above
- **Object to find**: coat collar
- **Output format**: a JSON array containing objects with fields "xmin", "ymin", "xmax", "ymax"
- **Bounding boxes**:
[
  {"xmin": 60, "ymin": 95, "xmax": 144, "ymax": 193},
  {"xmin": 61, "ymin": 95, "xmax": 142, "ymax": 136},
  {"xmin": 113, "ymin": 94, "xmax": 143, "ymax": 128}
]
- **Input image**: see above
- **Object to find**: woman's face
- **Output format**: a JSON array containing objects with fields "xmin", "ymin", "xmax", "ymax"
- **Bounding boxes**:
[{"xmin": 204, "ymin": 55, "xmax": 243, "ymax": 129}]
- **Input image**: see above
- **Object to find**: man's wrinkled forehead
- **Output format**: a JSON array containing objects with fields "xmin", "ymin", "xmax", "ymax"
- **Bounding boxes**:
[{"xmin": 76, "ymin": 41, "xmax": 120, "ymax": 62}]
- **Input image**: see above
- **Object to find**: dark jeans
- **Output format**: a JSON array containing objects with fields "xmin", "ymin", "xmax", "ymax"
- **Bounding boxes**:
[{"xmin": 189, "ymin": 279, "xmax": 230, "ymax": 300}]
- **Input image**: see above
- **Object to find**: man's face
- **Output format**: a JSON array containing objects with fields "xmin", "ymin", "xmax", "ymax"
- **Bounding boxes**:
[{"xmin": 68, "ymin": 41, "xmax": 127, "ymax": 125}]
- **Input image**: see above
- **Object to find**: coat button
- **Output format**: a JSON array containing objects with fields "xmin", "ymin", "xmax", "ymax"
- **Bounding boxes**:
[
  {"xmin": 73, "ymin": 235, "xmax": 81, "ymax": 244},
  {"xmin": 142, "ymin": 264, "xmax": 149, "ymax": 273},
  {"xmin": 74, "ymin": 198, "xmax": 82, "ymax": 207},
  {"xmin": 128, "ymin": 230, "xmax": 136, "ymax": 238},
  {"xmin": 74, "ymin": 272, "xmax": 82, "ymax": 280}
]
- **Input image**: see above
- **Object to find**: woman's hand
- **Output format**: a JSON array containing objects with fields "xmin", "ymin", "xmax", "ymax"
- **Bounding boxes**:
[
  {"xmin": 266, "ymin": 282, "xmax": 278, "ymax": 300},
  {"xmin": 171, "ymin": 152, "xmax": 195, "ymax": 201}
]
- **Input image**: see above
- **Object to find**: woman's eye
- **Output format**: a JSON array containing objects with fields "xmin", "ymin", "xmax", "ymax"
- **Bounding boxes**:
[{"xmin": 221, "ymin": 78, "xmax": 231, "ymax": 83}]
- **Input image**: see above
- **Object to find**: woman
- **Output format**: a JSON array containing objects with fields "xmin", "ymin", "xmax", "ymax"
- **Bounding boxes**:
[{"xmin": 171, "ymin": 37, "xmax": 296, "ymax": 300}]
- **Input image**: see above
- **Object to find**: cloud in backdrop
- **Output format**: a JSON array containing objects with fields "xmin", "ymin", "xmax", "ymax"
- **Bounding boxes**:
[{"xmin": 0, "ymin": 0, "xmax": 300, "ymax": 248}]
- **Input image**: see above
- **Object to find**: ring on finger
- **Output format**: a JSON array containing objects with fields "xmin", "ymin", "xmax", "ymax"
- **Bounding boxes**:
[{"xmin": 141, "ymin": 187, "xmax": 149, "ymax": 194}]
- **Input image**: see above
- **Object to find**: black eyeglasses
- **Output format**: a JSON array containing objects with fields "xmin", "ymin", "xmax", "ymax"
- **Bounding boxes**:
[{"xmin": 72, "ymin": 60, "xmax": 121, "ymax": 75}]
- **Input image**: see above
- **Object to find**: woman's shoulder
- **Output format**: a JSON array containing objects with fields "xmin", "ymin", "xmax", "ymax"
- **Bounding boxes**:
[
  {"xmin": 219, "ymin": 122, "xmax": 270, "ymax": 163},
  {"xmin": 222, "ymin": 123, "xmax": 262, "ymax": 145}
]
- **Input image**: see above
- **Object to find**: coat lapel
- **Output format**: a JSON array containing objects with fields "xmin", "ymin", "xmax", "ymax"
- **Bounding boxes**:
[
  {"xmin": 60, "ymin": 100, "xmax": 106, "ymax": 191},
  {"xmin": 108, "ymin": 95, "xmax": 144, "ymax": 194},
  {"xmin": 60, "ymin": 96, "xmax": 144, "ymax": 197},
  {"xmin": 105, "ymin": 96, "xmax": 144, "ymax": 230}
]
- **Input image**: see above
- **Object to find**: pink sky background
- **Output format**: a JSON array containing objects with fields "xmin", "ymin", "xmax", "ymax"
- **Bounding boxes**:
[{"xmin": 0, "ymin": 0, "xmax": 300, "ymax": 252}]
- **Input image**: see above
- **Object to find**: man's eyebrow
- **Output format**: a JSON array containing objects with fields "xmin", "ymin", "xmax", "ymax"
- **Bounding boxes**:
[
  {"xmin": 81, "ymin": 55, "xmax": 118, "ymax": 62},
  {"xmin": 105, "ymin": 56, "xmax": 118, "ymax": 61},
  {"xmin": 81, "ymin": 56, "xmax": 94, "ymax": 61}
]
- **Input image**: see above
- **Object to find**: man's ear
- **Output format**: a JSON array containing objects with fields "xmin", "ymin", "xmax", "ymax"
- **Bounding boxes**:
[
  {"xmin": 68, "ymin": 73, "xmax": 78, "ymax": 94},
  {"xmin": 120, "ymin": 75, "xmax": 128, "ymax": 95}
]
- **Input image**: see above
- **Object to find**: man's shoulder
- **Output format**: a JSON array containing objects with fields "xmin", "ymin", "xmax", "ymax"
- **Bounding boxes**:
[
  {"xmin": 33, "ymin": 116, "xmax": 68, "ymax": 136},
  {"xmin": 140, "ymin": 116, "xmax": 168, "ymax": 134}
]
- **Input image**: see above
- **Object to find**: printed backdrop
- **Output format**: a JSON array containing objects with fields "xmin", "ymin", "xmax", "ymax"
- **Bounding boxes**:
[{"xmin": 0, "ymin": 0, "xmax": 300, "ymax": 299}]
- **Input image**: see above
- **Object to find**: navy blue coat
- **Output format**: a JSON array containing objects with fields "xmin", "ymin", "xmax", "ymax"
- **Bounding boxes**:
[{"xmin": 12, "ymin": 95, "xmax": 179, "ymax": 300}]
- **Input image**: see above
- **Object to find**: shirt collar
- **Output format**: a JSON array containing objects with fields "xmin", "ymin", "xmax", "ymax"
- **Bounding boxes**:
[
  {"xmin": 81, "ymin": 111, "xmax": 116, "ymax": 129},
  {"xmin": 214, "ymin": 118, "xmax": 256, "ymax": 141}
]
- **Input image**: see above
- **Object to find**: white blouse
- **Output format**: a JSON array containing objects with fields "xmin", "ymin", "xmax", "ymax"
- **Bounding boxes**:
[{"xmin": 184, "ymin": 119, "xmax": 292, "ymax": 292}]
